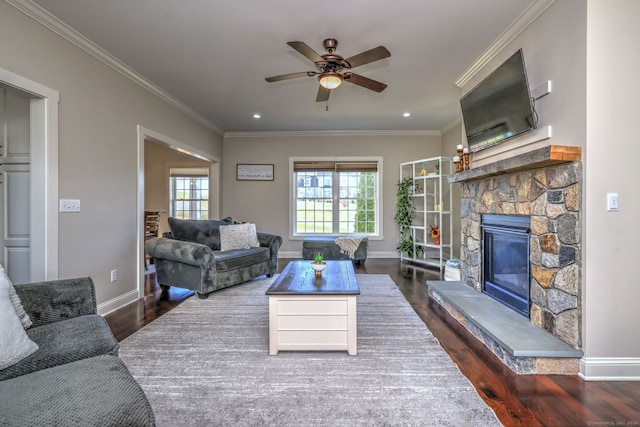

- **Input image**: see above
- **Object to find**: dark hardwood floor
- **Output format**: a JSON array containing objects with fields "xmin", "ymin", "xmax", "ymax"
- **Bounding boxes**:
[{"xmin": 105, "ymin": 259, "xmax": 640, "ymax": 427}]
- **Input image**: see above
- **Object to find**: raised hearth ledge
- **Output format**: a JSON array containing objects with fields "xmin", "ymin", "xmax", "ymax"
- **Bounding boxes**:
[
  {"xmin": 427, "ymin": 280, "xmax": 583, "ymax": 375},
  {"xmin": 448, "ymin": 145, "xmax": 582, "ymax": 183}
]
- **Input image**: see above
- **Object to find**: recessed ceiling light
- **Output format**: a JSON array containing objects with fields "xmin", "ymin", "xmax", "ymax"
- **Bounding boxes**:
[
  {"xmin": 402, "ymin": 112, "xmax": 411, "ymax": 118},
  {"xmin": 253, "ymin": 113, "xmax": 261, "ymax": 119}
]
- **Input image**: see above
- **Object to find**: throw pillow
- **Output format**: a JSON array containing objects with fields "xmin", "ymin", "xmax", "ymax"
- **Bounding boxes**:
[
  {"xmin": 1, "ymin": 264, "xmax": 32, "ymax": 329},
  {"xmin": 219, "ymin": 224, "xmax": 251, "ymax": 251},
  {"xmin": 0, "ymin": 268, "xmax": 39, "ymax": 370},
  {"xmin": 247, "ymin": 223, "xmax": 260, "ymax": 248},
  {"xmin": 168, "ymin": 217, "xmax": 234, "ymax": 250}
]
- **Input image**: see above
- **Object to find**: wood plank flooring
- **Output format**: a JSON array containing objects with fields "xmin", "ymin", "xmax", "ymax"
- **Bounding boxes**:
[{"xmin": 105, "ymin": 259, "xmax": 640, "ymax": 427}]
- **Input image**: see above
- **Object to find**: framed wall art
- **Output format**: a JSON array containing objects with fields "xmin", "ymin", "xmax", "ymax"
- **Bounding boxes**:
[{"xmin": 236, "ymin": 164, "xmax": 274, "ymax": 181}]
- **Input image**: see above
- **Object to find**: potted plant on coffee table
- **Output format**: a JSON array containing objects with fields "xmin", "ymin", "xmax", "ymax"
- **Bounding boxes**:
[{"xmin": 310, "ymin": 252, "xmax": 327, "ymax": 277}]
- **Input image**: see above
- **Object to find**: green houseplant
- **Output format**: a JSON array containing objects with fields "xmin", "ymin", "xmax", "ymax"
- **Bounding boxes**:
[
  {"xmin": 310, "ymin": 252, "xmax": 326, "ymax": 277},
  {"xmin": 394, "ymin": 177, "xmax": 423, "ymax": 258}
]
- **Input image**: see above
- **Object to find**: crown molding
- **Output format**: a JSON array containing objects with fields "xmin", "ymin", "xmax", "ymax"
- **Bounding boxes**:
[
  {"xmin": 224, "ymin": 129, "xmax": 441, "ymax": 139},
  {"xmin": 6, "ymin": 0, "xmax": 224, "ymax": 136},
  {"xmin": 455, "ymin": 0, "xmax": 556, "ymax": 88}
]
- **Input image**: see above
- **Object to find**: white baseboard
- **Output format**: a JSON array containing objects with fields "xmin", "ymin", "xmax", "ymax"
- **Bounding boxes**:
[
  {"xmin": 98, "ymin": 289, "xmax": 139, "ymax": 316},
  {"xmin": 579, "ymin": 357, "xmax": 640, "ymax": 381}
]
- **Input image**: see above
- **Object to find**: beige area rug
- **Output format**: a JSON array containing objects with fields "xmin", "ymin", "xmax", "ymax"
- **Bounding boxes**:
[{"xmin": 118, "ymin": 274, "xmax": 501, "ymax": 426}]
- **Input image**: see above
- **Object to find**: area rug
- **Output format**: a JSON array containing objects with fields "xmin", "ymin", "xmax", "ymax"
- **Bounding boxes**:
[{"xmin": 118, "ymin": 274, "xmax": 501, "ymax": 426}]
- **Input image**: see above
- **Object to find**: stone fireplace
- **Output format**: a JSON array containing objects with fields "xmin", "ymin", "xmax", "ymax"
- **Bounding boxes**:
[{"xmin": 455, "ymin": 146, "xmax": 582, "ymax": 349}]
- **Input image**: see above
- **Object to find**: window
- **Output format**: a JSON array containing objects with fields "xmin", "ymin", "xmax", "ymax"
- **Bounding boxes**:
[
  {"xmin": 292, "ymin": 158, "xmax": 381, "ymax": 236},
  {"xmin": 170, "ymin": 168, "xmax": 209, "ymax": 219}
]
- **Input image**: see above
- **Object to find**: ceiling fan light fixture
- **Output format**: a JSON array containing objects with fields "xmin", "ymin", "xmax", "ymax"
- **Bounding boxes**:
[{"xmin": 318, "ymin": 72, "xmax": 343, "ymax": 89}]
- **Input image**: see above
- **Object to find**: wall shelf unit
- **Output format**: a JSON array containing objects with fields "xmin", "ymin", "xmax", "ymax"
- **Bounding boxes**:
[{"xmin": 399, "ymin": 156, "xmax": 453, "ymax": 270}]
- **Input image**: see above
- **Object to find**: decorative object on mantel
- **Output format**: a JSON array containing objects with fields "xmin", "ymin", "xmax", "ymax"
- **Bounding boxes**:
[
  {"xmin": 463, "ymin": 148, "xmax": 470, "ymax": 170},
  {"xmin": 430, "ymin": 225, "xmax": 441, "ymax": 246},
  {"xmin": 453, "ymin": 156, "xmax": 463, "ymax": 173},
  {"xmin": 456, "ymin": 144, "xmax": 464, "ymax": 158},
  {"xmin": 310, "ymin": 252, "xmax": 327, "ymax": 277}
]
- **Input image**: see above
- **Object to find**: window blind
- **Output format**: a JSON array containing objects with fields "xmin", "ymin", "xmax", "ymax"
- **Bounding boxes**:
[{"xmin": 293, "ymin": 161, "xmax": 378, "ymax": 173}]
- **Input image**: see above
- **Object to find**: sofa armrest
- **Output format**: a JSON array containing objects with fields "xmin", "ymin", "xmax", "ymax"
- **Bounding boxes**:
[
  {"xmin": 145, "ymin": 237, "xmax": 215, "ymax": 268},
  {"xmin": 257, "ymin": 232, "xmax": 282, "ymax": 273},
  {"xmin": 14, "ymin": 277, "xmax": 97, "ymax": 328}
]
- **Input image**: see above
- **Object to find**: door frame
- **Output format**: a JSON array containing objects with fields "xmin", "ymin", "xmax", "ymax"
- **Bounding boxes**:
[
  {"xmin": 0, "ymin": 67, "xmax": 59, "ymax": 281},
  {"xmin": 136, "ymin": 126, "xmax": 220, "ymax": 300}
]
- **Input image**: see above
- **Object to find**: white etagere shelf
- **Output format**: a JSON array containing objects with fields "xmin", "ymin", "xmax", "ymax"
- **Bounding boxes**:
[{"xmin": 399, "ymin": 156, "xmax": 453, "ymax": 270}]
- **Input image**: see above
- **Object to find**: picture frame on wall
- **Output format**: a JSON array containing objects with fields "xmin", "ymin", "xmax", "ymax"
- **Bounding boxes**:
[{"xmin": 236, "ymin": 164, "xmax": 274, "ymax": 181}]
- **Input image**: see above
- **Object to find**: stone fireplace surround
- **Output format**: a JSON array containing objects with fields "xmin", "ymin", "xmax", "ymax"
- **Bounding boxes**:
[{"xmin": 441, "ymin": 145, "xmax": 583, "ymax": 373}]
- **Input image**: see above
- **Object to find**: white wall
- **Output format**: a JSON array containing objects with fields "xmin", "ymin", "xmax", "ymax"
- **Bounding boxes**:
[
  {"xmin": 0, "ymin": 2, "xmax": 222, "ymax": 309},
  {"xmin": 582, "ymin": 0, "xmax": 640, "ymax": 379},
  {"xmin": 222, "ymin": 132, "xmax": 442, "ymax": 256}
]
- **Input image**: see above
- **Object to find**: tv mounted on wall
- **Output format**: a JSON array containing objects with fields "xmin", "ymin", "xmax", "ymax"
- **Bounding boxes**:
[{"xmin": 460, "ymin": 49, "xmax": 537, "ymax": 152}]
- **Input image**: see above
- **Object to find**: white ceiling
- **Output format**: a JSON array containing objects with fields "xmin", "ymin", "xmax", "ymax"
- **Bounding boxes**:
[{"xmin": 31, "ymin": 0, "xmax": 535, "ymax": 134}]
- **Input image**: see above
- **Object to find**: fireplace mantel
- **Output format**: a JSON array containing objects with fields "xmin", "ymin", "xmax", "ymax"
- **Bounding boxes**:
[{"xmin": 448, "ymin": 145, "xmax": 581, "ymax": 184}]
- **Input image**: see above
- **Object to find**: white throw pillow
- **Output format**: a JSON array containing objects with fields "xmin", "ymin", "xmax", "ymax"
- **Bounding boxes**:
[
  {"xmin": 2, "ymin": 264, "xmax": 32, "ymax": 329},
  {"xmin": 219, "ymin": 224, "xmax": 251, "ymax": 251},
  {"xmin": 247, "ymin": 223, "xmax": 260, "ymax": 248},
  {"xmin": 0, "ymin": 267, "xmax": 39, "ymax": 370}
]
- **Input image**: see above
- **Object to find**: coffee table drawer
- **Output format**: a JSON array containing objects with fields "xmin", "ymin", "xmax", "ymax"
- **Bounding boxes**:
[
  {"xmin": 276, "ymin": 298, "xmax": 348, "ymax": 315},
  {"xmin": 277, "ymin": 330, "xmax": 349, "ymax": 350},
  {"xmin": 278, "ymin": 314, "xmax": 348, "ymax": 330}
]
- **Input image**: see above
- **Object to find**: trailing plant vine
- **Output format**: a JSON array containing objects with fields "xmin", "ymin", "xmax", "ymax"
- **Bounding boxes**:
[{"xmin": 395, "ymin": 177, "xmax": 423, "ymax": 258}]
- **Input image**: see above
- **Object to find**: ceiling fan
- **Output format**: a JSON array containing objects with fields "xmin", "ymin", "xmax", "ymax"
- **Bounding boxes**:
[{"xmin": 265, "ymin": 38, "xmax": 391, "ymax": 102}]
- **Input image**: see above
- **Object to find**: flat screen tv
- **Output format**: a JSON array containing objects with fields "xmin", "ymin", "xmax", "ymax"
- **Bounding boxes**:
[{"xmin": 460, "ymin": 49, "xmax": 537, "ymax": 152}]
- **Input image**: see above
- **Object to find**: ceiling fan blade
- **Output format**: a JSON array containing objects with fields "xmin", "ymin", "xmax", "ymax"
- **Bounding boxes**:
[
  {"xmin": 265, "ymin": 71, "xmax": 314, "ymax": 82},
  {"xmin": 345, "ymin": 46, "xmax": 391, "ymax": 69},
  {"xmin": 316, "ymin": 86, "xmax": 331, "ymax": 102},
  {"xmin": 287, "ymin": 41, "xmax": 324, "ymax": 63},
  {"xmin": 344, "ymin": 73, "xmax": 388, "ymax": 93}
]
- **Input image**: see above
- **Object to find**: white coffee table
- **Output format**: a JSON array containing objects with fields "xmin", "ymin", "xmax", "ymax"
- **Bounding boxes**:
[{"xmin": 266, "ymin": 260, "xmax": 360, "ymax": 355}]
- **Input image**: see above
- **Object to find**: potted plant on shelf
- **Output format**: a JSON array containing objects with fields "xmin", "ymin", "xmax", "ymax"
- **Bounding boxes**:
[
  {"xmin": 310, "ymin": 252, "xmax": 327, "ymax": 277},
  {"xmin": 395, "ymin": 177, "xmax": 424, "ymax": 258}
]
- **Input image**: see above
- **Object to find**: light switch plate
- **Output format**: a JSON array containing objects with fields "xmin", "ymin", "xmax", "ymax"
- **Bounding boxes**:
[
  {"xmin": 606, "ymin": 193, "xmax": 619, "ymax": 211},
  {"xmin": 59, "ymin": 199, "xmax": 81, "ymax": 212}
]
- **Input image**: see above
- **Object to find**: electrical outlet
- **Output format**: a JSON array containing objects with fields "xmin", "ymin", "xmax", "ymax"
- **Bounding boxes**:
[
  {"xmin": 110, "ymin": 269, "xmax": 117, "ymax": 282},
  {"xmin": 59, "ymin": 199, "xmax": 81, "ymax": 212}
]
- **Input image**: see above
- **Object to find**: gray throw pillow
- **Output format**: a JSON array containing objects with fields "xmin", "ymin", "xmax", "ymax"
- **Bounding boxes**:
[{"xmin": 168, "ymin": 217, "xmax": 234, "ymax": 250}]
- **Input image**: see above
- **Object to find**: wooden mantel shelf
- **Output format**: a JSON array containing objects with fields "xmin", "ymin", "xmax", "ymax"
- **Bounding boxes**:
[{"xmin": 448, "ymin": 145, "xmax": 582, "ymax": 184}]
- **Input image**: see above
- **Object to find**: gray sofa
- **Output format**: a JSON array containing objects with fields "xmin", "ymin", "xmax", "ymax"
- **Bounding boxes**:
[
  {"xmin": 0, "ymin": 277, "xmax": 155, "ymax": 426},
  {"xmin": 145, "ymin": 217, "xmax": 282, "ymax": 298}
]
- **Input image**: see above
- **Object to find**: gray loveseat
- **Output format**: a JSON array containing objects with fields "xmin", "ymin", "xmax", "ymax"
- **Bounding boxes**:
[
  {"xmin": 145, "ymin": 217, "xmax": 282, "ymax": 298},
  {"xmin": 0, "ymin": 277, "xmax": 155, "ymax": 426}
]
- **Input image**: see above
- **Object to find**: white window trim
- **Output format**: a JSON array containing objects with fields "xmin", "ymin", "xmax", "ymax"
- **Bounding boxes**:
[{"xmin": 289, "ymin": 156, "xmax": 383, "ymax": 240}]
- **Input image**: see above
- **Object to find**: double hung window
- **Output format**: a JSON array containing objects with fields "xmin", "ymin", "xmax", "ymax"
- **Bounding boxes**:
[
  {"xmin": 292, "ymin": 158, "xmax": 381, "ymax": 236},
  {"xmin": 169, "ymin": 168, "xmax": 209, "ymax": 219}
]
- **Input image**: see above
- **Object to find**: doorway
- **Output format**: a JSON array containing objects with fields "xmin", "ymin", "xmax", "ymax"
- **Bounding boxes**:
[
  {"xmin": 137, "ymin": 126, "xmax": 219, "ymax": 299},
  {"xmin": 0, "ymin": 67, "xmax": 59, "ymax": 283}
]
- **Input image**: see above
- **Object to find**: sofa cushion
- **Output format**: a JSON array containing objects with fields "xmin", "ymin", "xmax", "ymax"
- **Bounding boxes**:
[
  {"xmin": 0, "ymin": 272, "xmax": 39, "ymax": 371},
  {"xmin": 0, "ymin": 314, "xmax": 119, "ymax": 381},
  {"xmin": 0, "ymin": 355, "xmax": 155, "ymax": 427},
  {"xmin": 168, "ymin": 217, "xmax": 233, "ymax": 250},
  {"xmin": 213, "ymin": 247, "xmax": 270, "ymax": 272}
]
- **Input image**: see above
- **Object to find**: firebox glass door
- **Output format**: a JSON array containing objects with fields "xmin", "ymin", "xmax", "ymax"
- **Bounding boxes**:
[{"xmin": 483, "ymin": 227, "xmax": 530, "ymax": 317}]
